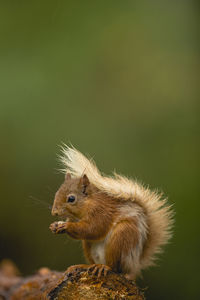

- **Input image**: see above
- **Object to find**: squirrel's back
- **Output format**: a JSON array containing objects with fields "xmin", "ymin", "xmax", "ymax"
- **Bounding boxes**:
[{"xmin": 60, "ymin": 145, "xmax": 173, "ymax": 271}]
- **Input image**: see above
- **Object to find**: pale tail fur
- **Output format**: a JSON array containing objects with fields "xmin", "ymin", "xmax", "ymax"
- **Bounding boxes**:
[{"xmin": 60, "ymin": 145, "xmax": 173, "ymax": 271}]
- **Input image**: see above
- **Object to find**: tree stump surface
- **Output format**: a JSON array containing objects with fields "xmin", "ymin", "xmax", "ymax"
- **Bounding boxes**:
[{"xmin": 0, "ymin": 261, "xmax": 145, "ymax": 300}]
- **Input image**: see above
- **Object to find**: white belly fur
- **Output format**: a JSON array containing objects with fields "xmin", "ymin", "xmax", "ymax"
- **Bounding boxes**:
[{"xmin": 90, "ymin": 239, "xmax": 107, "ymax": 264}]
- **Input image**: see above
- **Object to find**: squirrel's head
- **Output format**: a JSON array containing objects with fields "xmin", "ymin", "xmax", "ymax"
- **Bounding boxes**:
[{"xmin": 51, "ymin": 173, "xmax": 93, "ymax": 221}]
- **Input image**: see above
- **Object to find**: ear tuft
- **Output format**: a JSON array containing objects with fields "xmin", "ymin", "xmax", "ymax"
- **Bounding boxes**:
[
  {"xmin": 82, "ymin": 174, "xmax": 90, "ymax": 186},
  {"xmin": 65, "ymin": 172, "xmax": 71, "ymax": 180},
  {"xmin": 80, "ymin": 174, "xmax": 90, "ymax": 194}
]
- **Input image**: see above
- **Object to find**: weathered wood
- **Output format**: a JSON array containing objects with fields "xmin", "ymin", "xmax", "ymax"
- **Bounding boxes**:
[{"xmin": 0, "ymin": 261, "xmax": 145, "ymax": 299}]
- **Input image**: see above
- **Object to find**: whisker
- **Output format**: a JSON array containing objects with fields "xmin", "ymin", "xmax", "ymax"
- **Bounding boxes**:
[
  {"xmin": 29, "ymin": 196, "xmax": 52, "ymax": 210},
  {"xmin": 46, "ymin": 186, "xmax": 55, "ymax": 193}
]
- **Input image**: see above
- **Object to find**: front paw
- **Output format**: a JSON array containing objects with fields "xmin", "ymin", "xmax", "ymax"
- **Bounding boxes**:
[{"xmin": 49, "ymin": 221, "xmax": 67, "ymax": 234}]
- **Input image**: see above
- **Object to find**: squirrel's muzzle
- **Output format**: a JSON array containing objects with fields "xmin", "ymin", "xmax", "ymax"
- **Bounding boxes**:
[{"xmin": 51, "ymin": 206, "xmax": 59, "ymax": 216}]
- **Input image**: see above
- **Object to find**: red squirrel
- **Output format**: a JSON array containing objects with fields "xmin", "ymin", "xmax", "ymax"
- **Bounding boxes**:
[{"xmin": 49, "ymin": 146, "xmax": 173, "ymax": 280}]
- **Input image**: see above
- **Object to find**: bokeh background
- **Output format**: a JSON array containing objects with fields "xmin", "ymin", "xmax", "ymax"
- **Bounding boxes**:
[{"xmin": 0, "ymin": 1, "xmax": 199, "ymax": 299}]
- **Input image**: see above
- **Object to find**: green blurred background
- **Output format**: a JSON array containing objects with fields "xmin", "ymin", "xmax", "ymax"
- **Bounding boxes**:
[{"xmin": 0, "ymin": 1, "xmax": 198, "ymax": 299}]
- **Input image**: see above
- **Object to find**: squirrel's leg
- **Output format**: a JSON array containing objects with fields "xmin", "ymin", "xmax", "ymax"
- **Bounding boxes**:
[
  {"xmin": 82, "ymin": 241, "xmax": 111, "ymax": 277},
  {"xmin": 82, "ymin": 241, "xmax": 95, "ymax": 264},
  {"xmin": 61, "ymin": 241, "xmax": 95, "ymax": 276},
  {"xmin": 105, "ymin": 218, "xmax": 139, "ymax": 278}
]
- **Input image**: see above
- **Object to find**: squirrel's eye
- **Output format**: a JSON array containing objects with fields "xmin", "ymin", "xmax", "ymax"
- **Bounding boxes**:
[{"xmin": 67, "ymin": 195, "xmax": 76, "ymax": 203}]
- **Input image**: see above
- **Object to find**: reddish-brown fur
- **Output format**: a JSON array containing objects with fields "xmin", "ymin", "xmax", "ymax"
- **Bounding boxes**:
[
  {"xmin": 82, "ymin": 241, "xmax": 95, "ymax": 264},
  {"xmin": 51, "ymin": 175, "xmax": 119, "ymax": 239},
  {"xmin": 105, "ymin": 217, "xmax": 139, "ymax": 273},
  {"xmin": 50, "ymin": 174, "xmax": 141, "ymax": 278}
]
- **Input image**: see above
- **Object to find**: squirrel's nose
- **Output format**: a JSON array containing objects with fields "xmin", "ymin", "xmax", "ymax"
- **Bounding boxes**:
[{"xmin": 52, "ymin": 207, "xmax": 59, "ymax": 216}]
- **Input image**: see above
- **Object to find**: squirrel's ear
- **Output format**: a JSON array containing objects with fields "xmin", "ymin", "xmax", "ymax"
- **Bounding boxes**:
[
  {"xmin": 65, "ymin": 172, "xmax": 71, "ymax": 180},
  {"xmin": 80, "ymin": 174, "xmax": 90, "ymax": 195}
]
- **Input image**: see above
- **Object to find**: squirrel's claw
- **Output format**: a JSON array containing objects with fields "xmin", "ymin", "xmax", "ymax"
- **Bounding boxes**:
[{"xmin": 88, "ymin": 264, "xmax": 111, "ymax": 278}]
